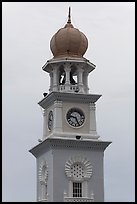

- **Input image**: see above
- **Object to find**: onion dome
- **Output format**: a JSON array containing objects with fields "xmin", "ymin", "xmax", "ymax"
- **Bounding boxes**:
[{"xmin": 50, "ymin": 7, "xmax": 88, "ymax": 58}]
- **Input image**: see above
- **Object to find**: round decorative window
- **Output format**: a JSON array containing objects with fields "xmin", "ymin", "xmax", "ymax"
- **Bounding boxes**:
[
  {"xmin": 65, "ymin": 156, "xmax": 92, "ymax": 180},
  {"xmin": 70, "ymin": 163, "xmax": 85, "ymax": 179}
]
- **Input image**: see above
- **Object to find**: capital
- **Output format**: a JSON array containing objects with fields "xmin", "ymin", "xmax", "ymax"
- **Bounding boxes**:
[
  {"xmin": 64, "ymin": 62, "xmax": 71, "ymax": 71},
  {"xmin": 54, "ymin": 101, "xmax": 62, "ymax": 108},
  {"xmin": 89, "ymin": 103, "xmax": 96, "ymax": 110},
  {"xmin": 43, "ymin": 109, "xmax": 47, "ymax": 116}
]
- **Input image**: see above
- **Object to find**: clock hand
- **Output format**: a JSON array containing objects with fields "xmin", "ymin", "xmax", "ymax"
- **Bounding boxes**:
[
  {"xmin": 75, "ymin": 116, "xmax": 79, "ymax": 125},
  {"xmin": 70, "ymin": 115, "xmax": 79, "ymax": 125}
]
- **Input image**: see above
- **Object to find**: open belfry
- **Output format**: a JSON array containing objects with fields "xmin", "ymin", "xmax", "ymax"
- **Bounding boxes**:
[{"xmin": 29, "ymin": 8, "xmax": 111, "ymax": 202}]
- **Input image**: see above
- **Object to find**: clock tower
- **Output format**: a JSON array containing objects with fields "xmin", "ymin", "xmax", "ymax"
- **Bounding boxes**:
[{"xmin": 29, "ymin": 8, "xmax": 111, "ymax": 202}]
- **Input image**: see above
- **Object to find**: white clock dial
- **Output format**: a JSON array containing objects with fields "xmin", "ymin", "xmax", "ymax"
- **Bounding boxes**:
[{"xmin": 66, "ymin": 108, "xmax": 85, "ymax": 127}]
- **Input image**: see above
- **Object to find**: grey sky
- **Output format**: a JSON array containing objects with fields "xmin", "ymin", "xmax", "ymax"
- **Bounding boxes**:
[{"xmin": 2, "ymin": 2, "xmax": 135, "ymax": 202}]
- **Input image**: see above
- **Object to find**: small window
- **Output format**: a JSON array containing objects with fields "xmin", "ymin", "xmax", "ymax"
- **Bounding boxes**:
[{"xmin": 73, "ymin": 182, "xmax": 82, "ymax": 197}]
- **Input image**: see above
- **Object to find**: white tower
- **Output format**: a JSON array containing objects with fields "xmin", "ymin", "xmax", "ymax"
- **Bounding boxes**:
[{"xmin": 29, "ymin": 8, "xmax": 111, "ymax": 202}]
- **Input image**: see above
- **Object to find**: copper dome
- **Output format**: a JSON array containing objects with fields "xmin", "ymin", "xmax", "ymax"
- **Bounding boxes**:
[{"xmin": 50, "ymin": 8, "xmax": 88, "ymax": 58}]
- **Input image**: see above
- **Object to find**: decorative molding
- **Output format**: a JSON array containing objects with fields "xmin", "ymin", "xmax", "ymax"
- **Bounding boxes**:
[
  {"xmin": 38, "ymin": 194, "xmax": 49, "ymax": 202},
  {"xmin": 64, "ymin": 197, "xmax": 94, "ymax": 202},
  {"xmin": 29, "ymin": 138, "xmax": 112, "ymax": 158},
  {"xmin": 53, "ymin": 101, "xmax": 63, "ymax": 108},
  {"xmin": 38, "ymin": 198, "xmax": 48, "ymax": 202},
  {"xmin": 38, "ymin": 91, "xmax": 101, "ymax": 109},
  {"xmin": 42, "ymin": 58, "xmax": 96, "ymax": 74},
  {"xmin": 50, "ymin": 131, "xmax": 99, "ymax": 139},
  {"xmin": 38, "ymin": 160, "xmax": 48, "ymax": 183},
  {"xmin": 65, "ymin": 156, "xmax": 92, "ymax": 181},
  {"xmin": 89, "ymin": 103, "xmax": 96, "ymax": 110},
  {"xmin": 78, "ymin": 66, "xmax": 84, "ymax": 73},
  {"xmin": 64, "ymin": 62, "xmax": 72, "ymax": 70},
  {"xmin": 50, "ymin": 63, "xmax": 60, "ymax": 71},
  {"xmin": 43, "ymin": 109, "xmax": 47, "ymax": 116}
]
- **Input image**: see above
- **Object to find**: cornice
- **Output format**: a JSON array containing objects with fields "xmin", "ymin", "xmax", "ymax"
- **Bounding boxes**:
[
  {"xmin": 42, "ymin": 57, "xmax": 96, "ymax": 74},
  {"xmin": 38, "ymin": 92, "xmax": 101, "ymax": 109},
  {"xmin": 29, "ymin": 138, "xmax": 111, "ymax": 158}
]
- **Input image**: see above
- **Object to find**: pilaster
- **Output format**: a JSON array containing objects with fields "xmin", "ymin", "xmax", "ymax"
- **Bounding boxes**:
[
  {"xmin": 83, "ymin": 70, "xmax": 89, "ymax": 94},
  {"xmin": 52, "ymin": 64, "xmax": 59, "ymax": 91},
  {"xmin": 42, "ymin": 109, "xmax": 47, "ymax": 140},
  {"xmin": 53, "ymin": 101, "xmax": 63, "ymax": 133},
  {"xmin": 89, "ymin": 103, "xmax": 97, "ymax": 135},
  {"xmin": 49, "ymin": 71, "xmax": 53, "ymax": 92},
  {"xmin": 77, "ymin": 65, "xmax": 84, "ymax": 93}
]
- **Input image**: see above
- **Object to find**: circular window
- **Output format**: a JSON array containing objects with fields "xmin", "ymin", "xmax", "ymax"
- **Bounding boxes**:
[{"xmin": 71, "ymin": 163, "xmax": 85, "ymax": 178}]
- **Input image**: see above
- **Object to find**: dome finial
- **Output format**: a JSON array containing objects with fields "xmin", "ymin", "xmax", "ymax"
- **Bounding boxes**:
[{"xmin": 67, "ymin": 7, "xmax": 71, "ymax": 23}]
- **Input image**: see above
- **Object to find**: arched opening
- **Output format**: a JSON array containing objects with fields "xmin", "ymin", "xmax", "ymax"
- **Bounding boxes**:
[{"xmin": 59, "ymin": 66, "xmax": 66, "ymax": 85}]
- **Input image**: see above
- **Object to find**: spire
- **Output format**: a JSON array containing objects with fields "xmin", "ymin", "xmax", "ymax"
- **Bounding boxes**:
[
  {"xmin": 64, "ymin": 6, "xmax": 73, "ymax": 28},
  {"xmin": 67, "ymin": 7, "xmax": 71, "ymax": 23}
]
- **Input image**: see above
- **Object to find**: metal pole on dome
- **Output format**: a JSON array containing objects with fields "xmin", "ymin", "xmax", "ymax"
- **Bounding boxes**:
[{"xmin": 67, "ymin": 7, "xmax": 71, "ymax": 23}]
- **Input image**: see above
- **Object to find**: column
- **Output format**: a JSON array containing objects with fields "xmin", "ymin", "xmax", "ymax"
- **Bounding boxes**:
[
  {"xmin": 42, "ymin": 109, "xmax": 47, "ymax": 140},
  {"xmin": 89, "ymin": 103, "xmax": 97, "ymax": 135},
  {"xmin": 49, "ymin": 71, "xmax": 53, "ymax": 92},
  {"xmin": 64, "ymin": 63, "xmax": 71, "ymax": 92},
  {"xmin": 78, "ymin": 66, "xmax": 84, "ymax": 93},
  {"xmin": 53, "ymin": 101, "xmax": 62, "ymax": 133},
  {"xmin": 83, "ymin": 71, "xmax": 89, "ymax": 94},
  {"xmin": 52, "ymin": 65, "xmax": 58, "ymax": 91}
]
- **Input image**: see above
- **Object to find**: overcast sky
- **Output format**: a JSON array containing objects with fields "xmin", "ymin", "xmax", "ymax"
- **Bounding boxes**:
[{"xmin": 2, "ymin": 2, "xmax": 135, "ymax": 202}]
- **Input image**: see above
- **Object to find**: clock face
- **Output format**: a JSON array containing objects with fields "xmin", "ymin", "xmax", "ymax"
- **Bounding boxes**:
[
  {"xmin": 66, "ymin": 108, "xmax": 85, "ymax": 127},
  {"xmin": 48, "ymin": 110, "xmax": 53, "ymax": 131}
]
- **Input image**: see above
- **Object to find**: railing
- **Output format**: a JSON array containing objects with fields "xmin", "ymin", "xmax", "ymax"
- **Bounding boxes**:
[
  {"xmin": 59, "ymin": 84, "xmax": 79, "ymax": 92},
  {"xmin": 64, "ymin": 197, "xmax": 94, "ymax": 202}
]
